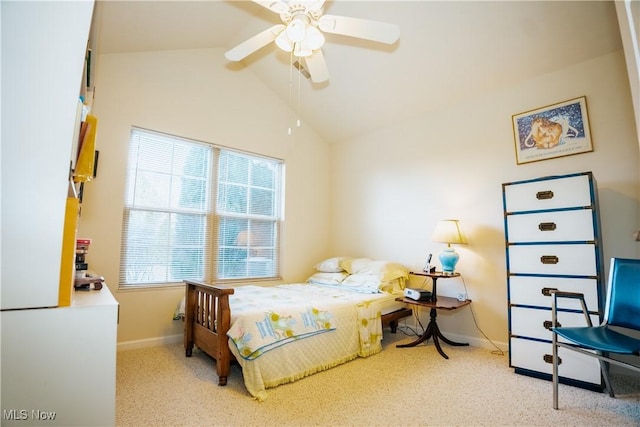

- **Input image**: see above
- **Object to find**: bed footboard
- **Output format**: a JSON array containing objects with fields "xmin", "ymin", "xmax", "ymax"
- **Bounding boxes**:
[{"xmin": 184, "ymin": 280, "xmax": 234, "ymax": 386}]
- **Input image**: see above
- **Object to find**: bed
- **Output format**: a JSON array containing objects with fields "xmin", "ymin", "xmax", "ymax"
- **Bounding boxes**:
[{"xmin": 183, "ymin": 257, "xmax": 413, "ymax": 401}]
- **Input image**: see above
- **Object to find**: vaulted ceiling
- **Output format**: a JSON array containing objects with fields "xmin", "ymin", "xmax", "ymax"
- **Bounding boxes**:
[{"xmin": 93, "ymin": 1, "xmax": 623, "ymax": 143}]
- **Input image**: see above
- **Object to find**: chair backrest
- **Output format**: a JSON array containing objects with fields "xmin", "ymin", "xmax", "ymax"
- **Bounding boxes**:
[{"xmin": 604, "ymin": 257, "xmax": 640, "ymax": 330}]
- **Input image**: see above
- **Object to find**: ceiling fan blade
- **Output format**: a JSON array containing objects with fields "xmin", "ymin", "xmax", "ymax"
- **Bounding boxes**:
[
  {"xmin": 306, "ymin": 0, "xmax": 327, "ymax": 12},
  {"xmin": 225, "ymin": 24, "xmax": 285, "ymax": 62},
  {"xmin": 318, "ymin": 15, "xmax": 400, "ymax": 45},
  {"xmin": 251, "ymin": 0, "xmax": 288, "ymax": 14},
  {"xmin": 303, "ymin": 50, "xmax": 329, "ymax": 83}
]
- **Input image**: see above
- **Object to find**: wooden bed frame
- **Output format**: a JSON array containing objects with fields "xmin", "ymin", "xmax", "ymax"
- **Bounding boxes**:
[{"xmin": 184, "ymin": 280, "xmax": 412, "ymax": 386}]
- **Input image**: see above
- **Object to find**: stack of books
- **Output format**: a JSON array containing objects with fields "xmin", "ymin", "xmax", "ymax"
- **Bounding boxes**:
[
  {"xmin": 74, "ymin": 238, "xmax": 103, "ymax": 290},
  {"xmin": 75, "ymin": 238, "xmax": 91, "ymax": 275}
]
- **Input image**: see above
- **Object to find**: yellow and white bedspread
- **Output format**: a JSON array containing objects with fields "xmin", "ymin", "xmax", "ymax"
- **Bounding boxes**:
[
  {"xmin": 228, "ymin": 284, "xmax": 384, "ymax": 360},
  {"xmin": 227, "ymin": 283, "xmax": 395, "ymax": 400},
  {"xmin": 227, "ymin": 286, "xmax": 335, "ymax": 360}
]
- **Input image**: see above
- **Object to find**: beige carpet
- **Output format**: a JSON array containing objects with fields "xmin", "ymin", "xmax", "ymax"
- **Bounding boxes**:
[{"xmin": 116, "ymin": 330, "xmax": 639, "ymax": 426}]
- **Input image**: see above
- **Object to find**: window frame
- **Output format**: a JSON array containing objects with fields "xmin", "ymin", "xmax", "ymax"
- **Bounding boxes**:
[{"xmin": 119, "ymin": 127, "xmax": 283, "ymax": 290}]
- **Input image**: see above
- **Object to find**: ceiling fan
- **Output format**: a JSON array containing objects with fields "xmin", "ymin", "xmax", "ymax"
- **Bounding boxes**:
[{"xmin": 225, "ymin": 0, "xmax": 400, "ymax": 83}]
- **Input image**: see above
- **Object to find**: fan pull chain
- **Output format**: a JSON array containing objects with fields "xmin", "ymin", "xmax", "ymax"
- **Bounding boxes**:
[
  {"xmin": 286, "ymin": 44, "xmax": 303, "ymax": 135},
  {"xmin": 287, "ymin": 48, "xmax": 294, "ymax": 135},
  {"xmin": 297, "ymin": 54, "xmax": 302, "ymax": 129}
]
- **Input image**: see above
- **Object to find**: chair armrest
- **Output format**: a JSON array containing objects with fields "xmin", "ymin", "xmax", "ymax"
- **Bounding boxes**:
[
  {"xmin": 549, "ymin": 289, "xmax": 593, "ymax": 327},
  {"xmin": 548, "ymin": 289, "xmax": 585, "ymax": 299}
]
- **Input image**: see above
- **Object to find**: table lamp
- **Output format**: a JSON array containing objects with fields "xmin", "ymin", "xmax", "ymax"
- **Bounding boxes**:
[{"xmin": 432, "ymin": 219, "xmax": 468, "ymax": 273}]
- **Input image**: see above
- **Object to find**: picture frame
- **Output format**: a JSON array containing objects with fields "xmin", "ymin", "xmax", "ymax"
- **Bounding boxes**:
[{"xmin": 512, "ymin": 96, "xmax": 593, "ymax": 165}]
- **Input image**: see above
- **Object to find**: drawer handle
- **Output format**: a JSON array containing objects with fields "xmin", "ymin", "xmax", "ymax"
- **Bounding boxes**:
[
  {"xmin": 543, "ymin": 320, "xmax": 561, "ymax": 330},
  {"xmin": 541, "ymin": 287, "xmax": 558, "ymax": 297},
  {"xmin": 536, "ymin": 190, "xmax": 554, "ymax": 200},
  {"xmin": 541, "ymin": 255, "xmax": 559, "ymax": 265},
  {"xmin": 543, "ymin": 354, "xmax": 562, "ymax": 365},
  {"xmin": 538, "ymin": 222, "xmax": 557, "ymax": 231}
]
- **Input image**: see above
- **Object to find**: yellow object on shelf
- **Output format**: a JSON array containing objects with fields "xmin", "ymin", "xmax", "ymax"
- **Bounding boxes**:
[
  {"xmin": 74, "ymin": 114, "xmax": 97, "ymax": 183},
  {"xmin": 59, "ymin": 196, "xmax": 80, "ymax": 306}
]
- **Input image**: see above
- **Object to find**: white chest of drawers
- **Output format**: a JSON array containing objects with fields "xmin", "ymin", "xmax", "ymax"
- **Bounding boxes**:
[{"xmin": 502, "ymin": 171, "xmax": 604, "ymax": 390}]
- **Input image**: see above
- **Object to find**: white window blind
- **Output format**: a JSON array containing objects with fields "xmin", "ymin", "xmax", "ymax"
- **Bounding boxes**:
[{"xmin": 120, "ymin": 128, "xmax": 282, "ymax": 288}]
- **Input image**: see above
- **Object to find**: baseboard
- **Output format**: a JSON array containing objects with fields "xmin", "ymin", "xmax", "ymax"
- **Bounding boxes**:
[
  {"xmin": 443, "ymin": 331, "xmax": 509, "ymax": 353},
  {"xmin": 117, "ymin": 334, "xmax": 183, "ymax": 351},
  {"xmin": 395, "ymin": 316, "xmax": 509, "ymax": 353}
]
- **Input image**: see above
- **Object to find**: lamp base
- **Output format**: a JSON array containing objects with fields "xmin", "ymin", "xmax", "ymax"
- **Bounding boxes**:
[{"xmin": 439, "ymin": 247, "xmax": 460, "ymax": 273}]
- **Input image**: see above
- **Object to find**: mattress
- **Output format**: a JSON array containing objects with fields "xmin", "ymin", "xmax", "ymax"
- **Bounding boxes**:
[{"xmin": 227, "ymin": 283, "xmax": 404, "ymax": 400}]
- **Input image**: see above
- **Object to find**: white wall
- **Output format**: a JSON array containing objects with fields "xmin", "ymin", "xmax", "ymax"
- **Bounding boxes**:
[
  {"xmin": 330, "ymin": 50, "xmax": 640, "ymax": 348},
  {"xmin": 77, "ymin": 48, "xmax": 332, "ymax": 344},
  {"xmin": 80, "ymin": 47, "xmax": 639, "ymax": 349}
]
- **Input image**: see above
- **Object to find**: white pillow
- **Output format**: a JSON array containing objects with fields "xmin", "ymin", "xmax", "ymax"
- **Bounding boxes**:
[
  {"xmin": 314, "ymin": 257, "xmax": 350, "ymax": 273},
  {"xmin": 341, "ymin": 259, "xmax": 409, "ymax": 282},
  {"xmin": 307, "ymin": 271, "xmax": 349, "ymax": 286},
  {"xmin": 339, "ymin": 258, "xmax": 373, "ymax": 274},
  {"xmin": 358, "ymin": 261, "xmax": 409, "ymax": 281}
]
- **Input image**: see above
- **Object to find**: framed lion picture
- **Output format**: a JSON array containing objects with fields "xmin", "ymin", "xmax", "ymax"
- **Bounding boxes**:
[{"xmin": 512, "ymin": 96, "xmax": 593, "ymax": 165}]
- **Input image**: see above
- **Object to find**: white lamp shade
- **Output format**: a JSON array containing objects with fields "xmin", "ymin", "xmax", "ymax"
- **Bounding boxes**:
[{"xmin": 432, "ymin": 219, "xmax": 468, "ymax": 245}]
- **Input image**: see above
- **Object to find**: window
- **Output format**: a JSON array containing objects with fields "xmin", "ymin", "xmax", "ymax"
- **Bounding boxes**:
[{"xmin": 120, "ymin": 128, "xmax": 282, "ymax": 288}]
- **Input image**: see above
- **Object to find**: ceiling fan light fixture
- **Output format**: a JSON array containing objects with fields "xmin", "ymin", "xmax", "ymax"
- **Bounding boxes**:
[
  {"xmin": 305, "ymin": 26, "xmax": 325, "ymax": 50},
  {"xmin": 286, "ymin": 18, "xmax": 307, "ymax": 42},
  {"xmin": 275, "ymin": 18, "xmax": 323, "ymax": 56},
  {"xmin": 229, "ymin": 1, "xmax": 400, "ymax": 83},
  {"xmin": 293, "ymin": 42, "xmax": 312, "ymax": 57},
  {"xmin": 275, "ymin": 31, "xmax": 294, "ymax": 52}
]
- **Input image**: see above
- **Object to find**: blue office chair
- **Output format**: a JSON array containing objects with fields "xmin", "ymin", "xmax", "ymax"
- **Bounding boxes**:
[{"xmin": 551, "ymin": 257, "xmax": 640, "ymax": 409}]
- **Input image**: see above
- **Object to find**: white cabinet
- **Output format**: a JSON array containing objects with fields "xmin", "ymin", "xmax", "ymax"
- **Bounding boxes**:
[
  {"xmin": 502, "ymin": 171, "xmax": 604, "ymax": 390},
  {"xmin": 0, "ymin": 2, "xmax": 115, "ymax": 424},
  {"xmin": 1, "ymin": 0, "xmax": 95, "ymax": 309},
  {"xmin": 1, "ymin": 286, "xmax": 118, "ymax": 426}
]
